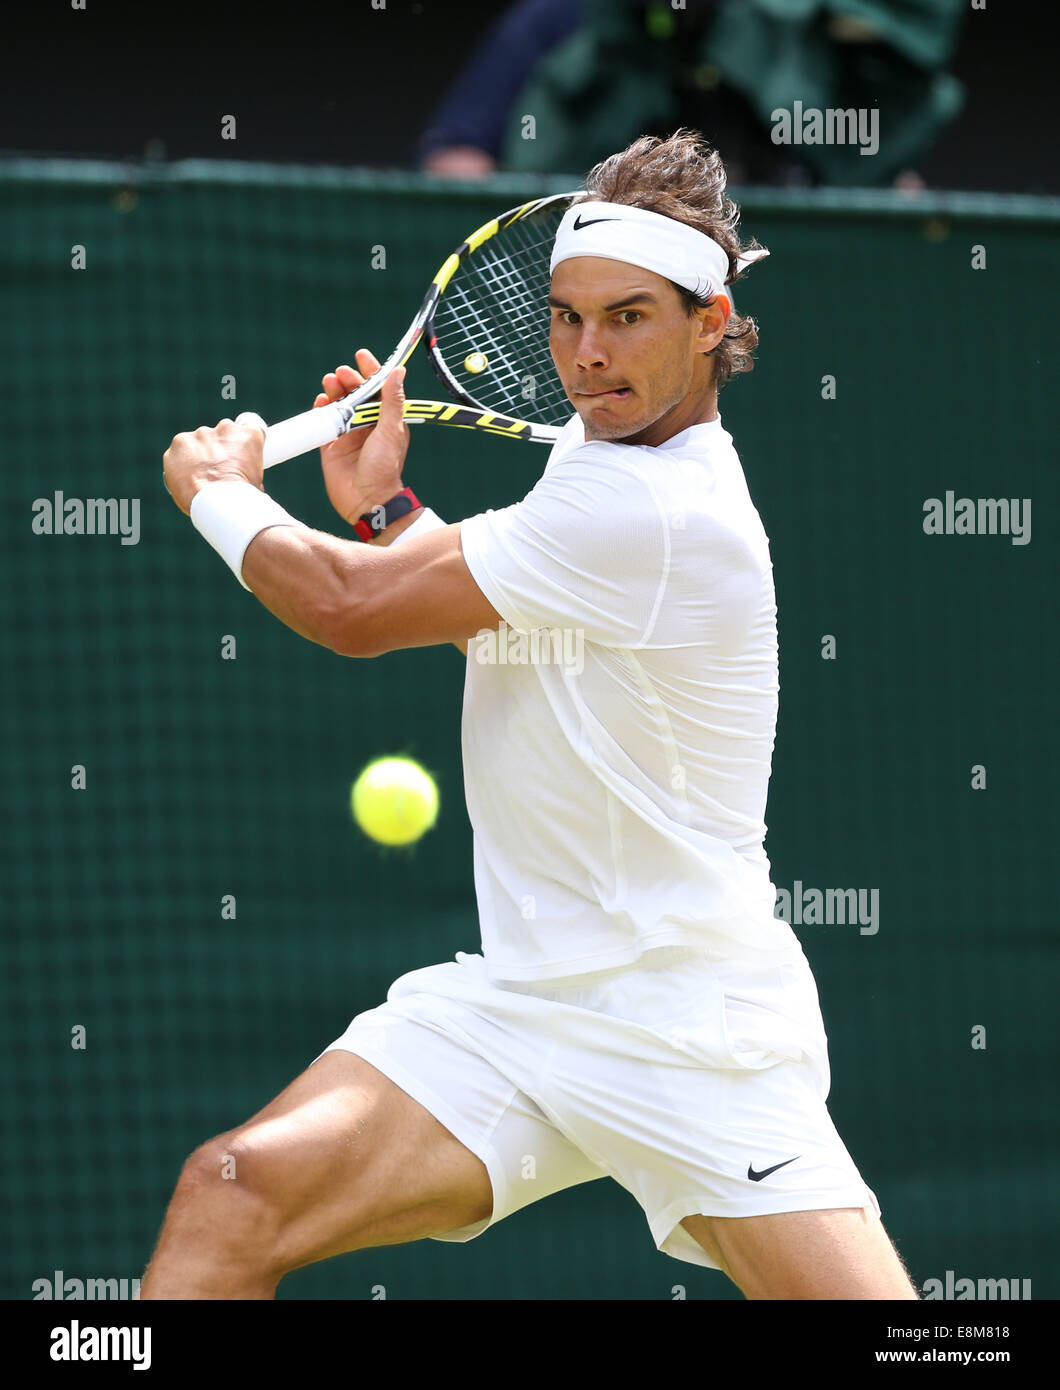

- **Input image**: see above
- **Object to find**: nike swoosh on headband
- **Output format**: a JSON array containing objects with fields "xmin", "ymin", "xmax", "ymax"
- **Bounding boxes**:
[{"xmin": 572, "ymin": 214, "xmax": 619, "ymax": 230}]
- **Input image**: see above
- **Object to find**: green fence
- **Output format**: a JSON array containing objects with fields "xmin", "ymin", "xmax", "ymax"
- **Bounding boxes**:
[{"xmin": 1, "ymin": 160, "xmax": 1056, "ymax": 1300}]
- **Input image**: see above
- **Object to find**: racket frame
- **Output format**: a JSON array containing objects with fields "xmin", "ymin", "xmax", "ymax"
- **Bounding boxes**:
[{"xmin": 260, "ymin": 191, "xmax": 577, "ymax": 468}]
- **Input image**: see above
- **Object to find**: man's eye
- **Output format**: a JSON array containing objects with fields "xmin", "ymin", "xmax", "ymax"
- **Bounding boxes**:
[
  {"xmin": 618, "ymin": 310, "xmax": 641, "ymax": 325},
  {"xmin": 559, "ymin": 310, "xmax": 580, "ymax": 325}
]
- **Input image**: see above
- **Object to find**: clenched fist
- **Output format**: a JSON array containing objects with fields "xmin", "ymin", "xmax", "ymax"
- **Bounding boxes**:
[{"xmin": 163, "ymin": 419, "xmax": 265, "ymax": 516}]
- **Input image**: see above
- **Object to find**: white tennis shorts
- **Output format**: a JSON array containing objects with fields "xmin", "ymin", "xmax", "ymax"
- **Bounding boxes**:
[{"xmin": 314, "ymin": 943, "xmax": 880, "ymax": 1269}]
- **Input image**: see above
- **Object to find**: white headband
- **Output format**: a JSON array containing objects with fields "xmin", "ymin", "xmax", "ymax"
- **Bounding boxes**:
[{"xmin": 549, "ymin": 200, "xmax": 768, "ymax": 301}]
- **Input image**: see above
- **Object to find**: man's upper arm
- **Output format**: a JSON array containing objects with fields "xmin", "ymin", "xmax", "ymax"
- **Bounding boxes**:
[{"xmin": 334, "ymin": 523, "xmax": 502, "ymax": 657}]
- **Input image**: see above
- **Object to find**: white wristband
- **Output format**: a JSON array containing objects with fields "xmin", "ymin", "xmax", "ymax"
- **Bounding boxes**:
[
  {"xmin": 190, "ymin": 480, "xmax": 305, "ymax": 590},
  {"xmin": 388, "ymin": 506, "xmax": 448, "ymax": 546}
]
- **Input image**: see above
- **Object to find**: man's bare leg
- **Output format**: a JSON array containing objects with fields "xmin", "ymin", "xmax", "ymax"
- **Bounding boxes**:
[
  {"xmin": 681, "ymin": 1207, "xmax": 919, "ymax": 1300},
  {"xmin": 140, "ymin": 1051, "xmax": 494, "ymax": 1299}
]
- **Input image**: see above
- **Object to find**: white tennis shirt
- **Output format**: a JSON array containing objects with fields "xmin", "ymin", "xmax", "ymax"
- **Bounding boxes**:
[{"xmin": 458, "ymin": 412, "xmax": 799, "ymax": 982}]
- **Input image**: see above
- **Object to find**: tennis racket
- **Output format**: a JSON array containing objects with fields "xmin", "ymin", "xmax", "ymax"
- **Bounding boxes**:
[{"xmin": 251, "ymin": 192, "xmax": 578, "ymax": 468}]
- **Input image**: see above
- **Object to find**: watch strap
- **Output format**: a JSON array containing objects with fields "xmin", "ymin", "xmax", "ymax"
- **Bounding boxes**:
[{"xmin": 353, "ymin": 487, "xmax": 423, "ymax": 542}]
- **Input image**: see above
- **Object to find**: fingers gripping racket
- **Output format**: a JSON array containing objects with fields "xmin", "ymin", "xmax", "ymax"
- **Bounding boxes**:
[{"xmin": 252, "ymin": 192, "xmax": 577, "ymax": 468}]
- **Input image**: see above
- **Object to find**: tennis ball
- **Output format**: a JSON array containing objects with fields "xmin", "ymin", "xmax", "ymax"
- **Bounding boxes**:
[
  {"xmin": 464, "ymin": 351, "xmax": 489, "ymax": 373},
  {"xmin": 350, "ymin": 757, "xmax": 439, "ymax": 846}
]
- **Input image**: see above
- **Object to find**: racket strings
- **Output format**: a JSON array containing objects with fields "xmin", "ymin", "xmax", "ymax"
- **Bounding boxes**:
[
  {"xmin": 434, "ymin": 268, "xmax": 561, "ymax": 416},
  {"xmin": 432, "ymin": 206, "xmax": 572, "ymax": 426}
]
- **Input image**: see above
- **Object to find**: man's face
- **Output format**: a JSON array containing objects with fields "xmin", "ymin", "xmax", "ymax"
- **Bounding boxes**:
[{"xmin": 548, "ymin": 257, "xmax": 709, "ymax": 442}]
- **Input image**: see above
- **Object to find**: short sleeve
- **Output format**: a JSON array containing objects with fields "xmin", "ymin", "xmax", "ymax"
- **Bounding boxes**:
[{"xmin": 459, "ymin": 444, "xmax": 668, "ymax": 649}]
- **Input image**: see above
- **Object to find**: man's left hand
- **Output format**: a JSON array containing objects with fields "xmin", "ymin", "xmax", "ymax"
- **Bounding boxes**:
[{"xmin": 163, "ymin": 419, "xmax": 265, "ymax": 516}]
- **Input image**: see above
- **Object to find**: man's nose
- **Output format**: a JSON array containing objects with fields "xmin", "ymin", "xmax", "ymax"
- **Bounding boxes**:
[{"xmin": 574, "ymin": 326, "xmax": 609, "ymax": 371}]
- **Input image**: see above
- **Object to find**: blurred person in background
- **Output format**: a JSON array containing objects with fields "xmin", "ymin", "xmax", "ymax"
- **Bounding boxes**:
[{"xmin": 418, "ymin": 0, "xmax": 966, "ymax": 190}]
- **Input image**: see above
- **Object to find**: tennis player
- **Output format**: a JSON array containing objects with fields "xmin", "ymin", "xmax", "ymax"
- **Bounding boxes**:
[{"xmin": 149, "ymin": 131, "xmax": 918, "ymax": 1300}]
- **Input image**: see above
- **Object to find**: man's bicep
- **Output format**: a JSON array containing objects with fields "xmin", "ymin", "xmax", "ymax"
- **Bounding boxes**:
[{"xmin": 336, "ymin": 522, "xmax": 504, "ymax": 657}]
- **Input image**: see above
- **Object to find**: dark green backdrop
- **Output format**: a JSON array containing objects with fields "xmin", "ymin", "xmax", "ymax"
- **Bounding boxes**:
[{"xmin": 1, "ymin": 162, "xmax": 1056, "ymax": 1300}]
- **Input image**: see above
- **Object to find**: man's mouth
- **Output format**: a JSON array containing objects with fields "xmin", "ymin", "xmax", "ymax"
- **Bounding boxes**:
[{"xmin": 577, "ymin": 386, "xmax": 632, "ymax": 400}]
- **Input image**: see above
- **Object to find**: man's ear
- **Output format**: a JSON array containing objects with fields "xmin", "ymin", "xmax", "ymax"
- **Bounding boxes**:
[{"xmin": 697, "ymin": 295, "xmax": 730, "ymax": 354}]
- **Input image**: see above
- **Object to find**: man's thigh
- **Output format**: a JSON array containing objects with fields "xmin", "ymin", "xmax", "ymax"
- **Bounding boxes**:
[
  {"xmin": 681, "ymin": 1207, "xmax": 919, "ymax": 1300},
  {"xmin": 211, "ymin": 1049, "xmax": 496, "ymax": 1268},
  {"xmin": 206, "ymin": 984, "xmax": 606, "ymax": 1276}
]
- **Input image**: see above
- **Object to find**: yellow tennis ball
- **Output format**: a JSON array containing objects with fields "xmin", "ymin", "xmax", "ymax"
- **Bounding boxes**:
[
  {"xmin": 351, "ymin": 757, "xmax": 439, "ymax": 846},
  {"xmin": 464, "ymin": 351, "xmax": 489, "ymax": 373}
]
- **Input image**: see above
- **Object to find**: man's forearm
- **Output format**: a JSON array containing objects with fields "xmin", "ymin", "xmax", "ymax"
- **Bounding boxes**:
[
  {"xmin": 240, "ymin": 523, "xmax": 383, "ymax": 654},
  {"xmin": 234, "ymin": 494, "xmax": 469, "ymax": 656},
  {"xmin": 237, "ymin": 492, "xmax": 423, "ymax": 649},
  {"xmin": 238, "ymin": 502, "xmax": 468, "ymax": 658}
]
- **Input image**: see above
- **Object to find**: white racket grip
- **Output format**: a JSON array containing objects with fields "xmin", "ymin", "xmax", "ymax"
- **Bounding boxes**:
[{"xmin": 260, "ymin": 401, "xmax": 348, "ymax": 469}]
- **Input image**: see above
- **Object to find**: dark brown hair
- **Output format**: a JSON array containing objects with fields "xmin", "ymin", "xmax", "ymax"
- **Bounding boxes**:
[{"xmin": 582, "ymin": 129, "xmax": 766, "ymax": 390}]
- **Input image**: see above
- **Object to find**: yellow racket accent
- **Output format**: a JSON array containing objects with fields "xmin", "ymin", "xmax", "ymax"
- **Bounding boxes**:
[{"xmin": 345, "ymin": 398, "xmax": 535, "ymax": 439}]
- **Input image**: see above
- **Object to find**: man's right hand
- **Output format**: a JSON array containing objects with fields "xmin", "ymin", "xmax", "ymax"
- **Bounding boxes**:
[{"xmin": 315, "ymin": 351, "xmax": 411, "ymax": 528}]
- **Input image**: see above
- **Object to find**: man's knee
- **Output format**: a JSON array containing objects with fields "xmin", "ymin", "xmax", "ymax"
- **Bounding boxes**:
[
  {"xmin": 142, "ymin": 1134, "xmax": 291, "ymax": 1298},
  {"xmin": 169, "ymin": 1126, "xmax": 382, "ymax": 1277},
  {"xmin": 168, "ymin": 1133, "xmax": 284, "ymax": 1260},
  {"xmin": 178, "ymin": 1132, "xmax": 248, "ymax": 1194}
]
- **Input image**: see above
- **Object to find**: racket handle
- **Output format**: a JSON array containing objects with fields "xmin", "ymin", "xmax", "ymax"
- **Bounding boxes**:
[{"xmin": 257, "ymin": 401, "xmax": 349, "ymax": 469}]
